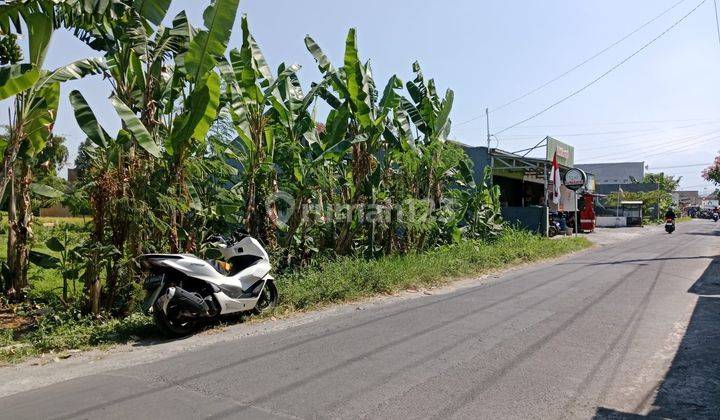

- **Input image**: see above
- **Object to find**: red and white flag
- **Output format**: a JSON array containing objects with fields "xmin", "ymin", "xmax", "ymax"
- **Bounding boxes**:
[{"xmin": 551, "ymin": 151, "xmax": 562, "ymax": 205}]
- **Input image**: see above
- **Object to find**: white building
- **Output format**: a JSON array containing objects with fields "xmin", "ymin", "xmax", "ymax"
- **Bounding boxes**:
[
  {"xmin": 575, "ymin": 162, "xmax": 645, "ymax": 185},
  {"xmin": 701, "ymin": 193, "xmax": 718, "ymax": 208}
]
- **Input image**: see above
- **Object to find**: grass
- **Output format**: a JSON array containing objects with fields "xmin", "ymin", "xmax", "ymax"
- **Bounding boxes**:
[
  {"xmin": 644, "ymin": 216, "xmax": 693, "ymax": 226},
  {"xmin": 277, "ymin": 229, "xmax": 591, "ymax": 312},
  {"xmin": 0, "ymin": 312, "xmax": 157, "ymax": 364},
  {"xmin": 0, "ymin": 218, "xmax": 89, "ymax": 304},
  {"xmin": 0, "ymin": 229, "xmax": 591, "ymax": 364}
]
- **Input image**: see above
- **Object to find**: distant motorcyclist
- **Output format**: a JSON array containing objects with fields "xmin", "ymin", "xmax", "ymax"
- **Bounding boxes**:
[{"xmin": 665, "ymin": 207, "xmax": 676, "ymax": 221}]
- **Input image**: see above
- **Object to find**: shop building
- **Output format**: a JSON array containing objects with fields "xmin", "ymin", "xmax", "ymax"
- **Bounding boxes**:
[{"xmin": 459, "ymin": 137, "xmax": 585, "ymax": 236}]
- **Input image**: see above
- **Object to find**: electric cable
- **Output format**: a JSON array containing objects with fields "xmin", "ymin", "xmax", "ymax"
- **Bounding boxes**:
[
  {"xmin": 455, "ymin": 0, "xmax": 690, "ymax": 127},
  {"xmin": 503, "ymin": 117, "xmax": 720, "ymax": 128},
  {"xmin": 649, "ymin": 163, "xmax": 710, "ymax": 169},
  {"xmin": 493, "ymin": 0, "xmax": 708, "ymax": 136},
  {"xmin": 580, "ymin": 128, "xmax": 720, "ymax": 160},
  {"xmin": 489, "ymin": 0, "xmax": 689, "ymax": 114},
  {"xmin": 587, "ymin": 133, "xmax": 720, "ymax": 162},
  {"xmin": 578, "ymin": 122, "xmax": 720, "ymax": 152}
]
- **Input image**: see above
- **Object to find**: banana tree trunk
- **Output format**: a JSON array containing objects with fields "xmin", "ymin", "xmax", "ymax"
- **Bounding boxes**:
[
  {"xmin": 283, "ymin": 192, "xmax": 306, "ymax": 249},
  {"xmin": 0, "ymin": 129, "xmax": 23, "ymax": 212},
  {"xmin": 84, "ymin": 175, "xmax": 108, "ymax": 316},
  {"xmin": 168, "ymin": 163, "xmax": 183, "ymax": 253},
  {"xmin": 335, "ymin": 143, "xmax": 374, "ymax": 255},
  {"xmin": 5, "ymin": 171, "xmax": 17, "ymax": 293},
  {"xmin": 244, "ymin": 174, "xmax": 256, "ymax": 230},
  {"xmin": 334, "ymin": 220, "xmax": 355, "ymax": 255},
  {"xmin": 169, "ymin": 210, "xmax": 180, "ymax": 253},
  {"xmin": 11, "ymin": 162, "xmax": 33, "ymax": 293},
  {"xmin": 385, "ymin": 202, "xmax": 398, "ymax": 255}
]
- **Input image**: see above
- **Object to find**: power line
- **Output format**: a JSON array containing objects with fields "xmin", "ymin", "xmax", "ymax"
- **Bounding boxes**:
[
  {"xmin": 489, "ymin": 0, "xmax": 688, "ymax": 115},
  {"xmin": 501, "ymin": 117, "xmax": 720, "ymax": 129},
  {"xmin": 474, "ymin": 120, "xmax": 720, "ymax": 144},
  {"xmin": 493, "ymin": 0, "xmax": 708, "ymax": 136},
  {"xmin": 519, "ymin": 117, "xmax": 720, "ymax": 127},
  {"xmin": 641, "ymin": 135, "xmax": 720, "ymax": 159},
  {"xmin": 595, "ymin": 132, "xmax": 720, "ymax": 161},
  {"xmin": 455, "ymin": 0, "xmax": 690, "ymax": 128},
  {"xmin": 498, "ymin": 127, "xmax": 660, "ymax": 139},
  {"xmin": 579, "ymin": 127, "xmax": 720, "ymax": 160},
  {"xmin": 649, "ymin": 163, "xmax": 710, "ymax": 169},
  {"xmin": 578, "ymin": 119, "xmax": 717, "ymax": 152},
  {"xmin": 577, "ymin": 122, "xmax": 720, "ymax": 152},
  {"xmin": 454, "ymin": 117, "xmax": 720, "ymax": 132}
]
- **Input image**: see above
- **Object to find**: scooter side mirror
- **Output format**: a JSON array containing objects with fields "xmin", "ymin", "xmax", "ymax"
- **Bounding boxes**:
[
  {"xmin": 232, "ymin": 228, "xmax": 250, "ymax": 241},
  {"xmin": 204, "ymin": 235, "xmax": 227, "ymax": 247}
]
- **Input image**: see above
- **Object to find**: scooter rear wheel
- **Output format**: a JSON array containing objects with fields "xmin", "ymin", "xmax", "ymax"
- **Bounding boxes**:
[{"xmin": 153, "ymin": 300, "xmax": 204, "ymax": 337}]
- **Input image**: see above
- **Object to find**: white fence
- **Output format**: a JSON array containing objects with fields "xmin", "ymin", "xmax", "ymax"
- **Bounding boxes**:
[{"xmin": 596, "ymin": 216, "xmax": 627, "ymax": 228}]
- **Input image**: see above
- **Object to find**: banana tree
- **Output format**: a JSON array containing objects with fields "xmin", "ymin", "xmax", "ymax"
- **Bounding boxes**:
[
  {"xmin": 305, "ymin": 29, "xmax": 403, "ymax": 254},
  {"xmin": 398, "ymin": 62, "xmax": 460, "ymax": 208},
  {"xmin": 66, "ymin": 0, "xmax": 237, "ymax": 311},
  {"xmin": 0, "ymin": 11, "xmax": 105, "ymax": 295},
  {"xmin": 162, "ymin": 0, "xmax": 237, "ymax": 251},
  {"xmin": 117, "ymin": 0, "xmax": 235, "ymax": 252},
  {"xmin": 221, "ymin": 15, "xmax": 306, "ymax": 249}
]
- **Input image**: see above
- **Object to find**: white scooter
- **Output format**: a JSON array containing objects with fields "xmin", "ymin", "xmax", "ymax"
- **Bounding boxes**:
[{"xmin": 140, "ymin": 230, "xmax": 277, "ymax": 336}]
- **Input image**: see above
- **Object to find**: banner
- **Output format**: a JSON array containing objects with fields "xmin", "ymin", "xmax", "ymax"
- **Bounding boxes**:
[{"xmin": 546, "ymin": 137, "xmax": 574, "ymax": 167}]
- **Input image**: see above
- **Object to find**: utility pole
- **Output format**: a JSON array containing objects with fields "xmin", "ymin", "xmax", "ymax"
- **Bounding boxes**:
[{"xmin": 486, "ymin": 107, "xmax": 491, "ymax": 149}]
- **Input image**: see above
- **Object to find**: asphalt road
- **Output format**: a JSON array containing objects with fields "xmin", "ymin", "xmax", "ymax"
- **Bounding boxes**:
[{"xmin": 2, "ymin": 220, "xmax": 719, "ymax": 419}]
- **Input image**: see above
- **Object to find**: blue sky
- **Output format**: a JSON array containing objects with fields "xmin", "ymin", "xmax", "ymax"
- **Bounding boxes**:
[{"xmin": 6, "ymin": 0, "xmax": 720, "ymax": 192}]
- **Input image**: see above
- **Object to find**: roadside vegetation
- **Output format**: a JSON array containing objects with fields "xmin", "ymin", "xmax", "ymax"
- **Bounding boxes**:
[
  {"xmin": 605, "ymin": 172, "xmax": 683, "ymax": 223},
  {"xmin": 278, "ymin": 229, "xmax": 590, "ymax": 312},
  {"xmin": 0, "ymin": 0, "xmax": 592, "ymax": 364},
  {"xmin": 1, "ymin": 226, "xmax": 589, "ymax": 364}
]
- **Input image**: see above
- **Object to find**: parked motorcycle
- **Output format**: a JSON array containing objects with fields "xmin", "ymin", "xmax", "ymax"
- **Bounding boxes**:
[
  {"xmin": 713, "ymin": 212, "xmax": 719, "ymax": 222},
  {"xmin": 548, "ymin": 219, "xmax": 561, "ymax": 238},
  {"xmin": 140, "ymin": 230, "xmax": 277, "ymax": 336},
  {"xmin": 665, "ymin": 218, "xmax": 675, "ymax": 234},
  {"xmin": 548, "ymin": 212, "xmax": 564, "ymax": 238}
]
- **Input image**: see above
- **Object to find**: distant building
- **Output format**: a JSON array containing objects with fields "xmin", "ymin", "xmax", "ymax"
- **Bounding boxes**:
[
  {"xmin": 39, "ymin": 203, "xmax": 72, "ymax": 218},
  {"xmin": 595, "ymin": 183, "xmax": 659, "ymax": 195},
  {"xmin": 67, "ymin": 168, "xmax": 78, "ymax": 184},
  {"xmin": 672, "ymin": 190, "xmax": 701, "ymax": 207},
  {"xmin": 39, "ymin": 168, "xmax": 77, "ymax": 218},
  {"xmin": 575, "ymin": 162, "xmax": 645, "ymax": 185},
  {"xmin": 702, "ymin": 193, "xmax": 719, "ymax": 208}
]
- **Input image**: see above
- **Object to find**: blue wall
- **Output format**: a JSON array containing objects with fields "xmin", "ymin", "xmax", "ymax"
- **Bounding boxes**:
[
  {"xmin": 501, "ymin": 206, "xmax": 549, "ymax": 236},
  {"xmin": 459, "ymin": 146, "xmax": 492, "ymax": 184}
]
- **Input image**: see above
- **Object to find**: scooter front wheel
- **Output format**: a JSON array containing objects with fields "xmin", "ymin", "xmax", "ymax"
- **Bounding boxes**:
[{"xmin": 253, "ymin": 280, "xmax": 278, "ymax": 315}]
